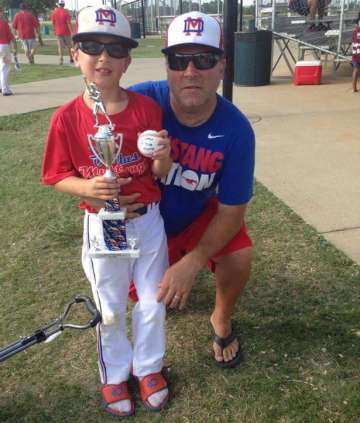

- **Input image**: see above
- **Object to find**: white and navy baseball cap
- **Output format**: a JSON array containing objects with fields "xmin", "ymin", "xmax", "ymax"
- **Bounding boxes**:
[
  {"xmin": 162, "ymin": 12, "xmax": 223, "ymax": 54},
  {"xmin": 73, "ymin": 6, "xmax": 138, "ymax": 48}
]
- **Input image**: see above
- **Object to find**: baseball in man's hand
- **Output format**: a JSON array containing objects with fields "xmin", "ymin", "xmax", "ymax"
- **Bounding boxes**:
[{"xmin": 137, "ymin": 130, "xmax": 161, "ymax": 157}]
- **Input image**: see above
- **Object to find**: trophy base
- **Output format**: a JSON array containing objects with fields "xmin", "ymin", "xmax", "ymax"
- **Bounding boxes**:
[
  {"xmin": 98, "ymin": 208, "xmax": 126, "ymax": 220},
  {"xmin": 89, "ymin": 247, "xmax": 140, "ymax": 259}
]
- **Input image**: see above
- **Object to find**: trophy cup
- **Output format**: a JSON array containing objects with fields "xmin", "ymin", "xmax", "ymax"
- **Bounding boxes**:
[{"xmin": 85, "ymin": 78, "xmax": 139, "ymax": 259}]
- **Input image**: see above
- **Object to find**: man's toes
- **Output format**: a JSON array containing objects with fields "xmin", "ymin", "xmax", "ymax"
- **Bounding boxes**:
[
  {"xmin": 223, "ymin": 340, "xmax": 239, "ymax": 362},
  {"xmin": 213, "ymin": 343, "xmax": 224, "ymax": 362}
]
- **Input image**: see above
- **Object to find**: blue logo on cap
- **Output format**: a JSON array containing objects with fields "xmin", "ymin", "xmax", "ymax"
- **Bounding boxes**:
[
  {"xmin": 95, "ymin": 8, "xmax": 116, "ymax": 26},
  {"xmin": 183, "ymin": 17, "xmax": 204, "ymax": 36}
]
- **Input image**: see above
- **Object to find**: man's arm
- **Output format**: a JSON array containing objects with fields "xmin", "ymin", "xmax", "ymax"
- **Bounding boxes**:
[
  {"xmin": 157, "ymin": 202, "xmax": 248, "ymax": 309},
  {"xmin": 12, "ymin": 17, "xmax": 18, "ymax": 38},
  {"xmin": 66, "ymin": 12, "xmax": 73, "ymax": 34},
  {"xmin": 35, "ymin": 25, "xmax": 43, "ymax": 46}
]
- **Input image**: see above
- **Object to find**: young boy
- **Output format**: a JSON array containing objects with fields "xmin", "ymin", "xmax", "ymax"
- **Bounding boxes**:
[
  {"xmin": 42, "ymin": 6, "xmax": 172, "ymax": 417},
  {"xmin": 352, "ymin": 18, "xmax": 360, "ymax": 92}
]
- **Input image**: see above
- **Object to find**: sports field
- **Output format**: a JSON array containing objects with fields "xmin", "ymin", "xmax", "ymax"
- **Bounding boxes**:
[
  {"xmin": 1, "ymin": 28, "xmax": 359, "ymax": 422},
  {"xmin": 0, "ymin": 109, "xmax": 359, "ymax": 422}
]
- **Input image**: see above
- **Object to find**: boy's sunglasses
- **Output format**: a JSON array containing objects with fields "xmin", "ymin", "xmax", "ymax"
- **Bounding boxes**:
[
  {"xmin": 166, "ymin": 52, "xmax": 222, "ymax": 71},
  {"xmin": 78, "ymin": 40, "xmax": 129, "ymax": 59}
]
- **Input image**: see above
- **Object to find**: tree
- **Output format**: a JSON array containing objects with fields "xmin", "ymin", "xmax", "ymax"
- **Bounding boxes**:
[{"xmin": 0, "ymin": 0, "xmax": 57, "ymax": 15}]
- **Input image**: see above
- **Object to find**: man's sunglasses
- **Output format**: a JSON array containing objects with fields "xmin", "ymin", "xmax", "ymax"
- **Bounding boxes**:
[
  {"xmin": 78, "ymin": 40, "xmax": 129, "ymax": 59},
  {"xmin": 166, "ymin": 52, "xmax": 222, "ymax": 71}
]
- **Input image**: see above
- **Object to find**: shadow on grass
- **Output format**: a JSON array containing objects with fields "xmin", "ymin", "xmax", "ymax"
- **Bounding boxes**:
[{"xmin": 0, "ymin": 383, "xmax": 96, "ymax": 423}]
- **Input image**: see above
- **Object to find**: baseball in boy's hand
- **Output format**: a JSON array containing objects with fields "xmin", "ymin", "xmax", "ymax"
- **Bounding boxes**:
[{"xmin": 137, "ymin": 130, "xmax": 162, "ymax": 157}]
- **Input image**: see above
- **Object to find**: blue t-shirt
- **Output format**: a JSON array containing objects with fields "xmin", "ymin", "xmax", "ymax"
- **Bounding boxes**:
[{"xmin": 129, "ymin": 80, "xmax": 255, "ymax": 237}]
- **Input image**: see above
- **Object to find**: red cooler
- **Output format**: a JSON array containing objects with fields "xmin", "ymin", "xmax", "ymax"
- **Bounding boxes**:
[{"xmin": 294, "ymin": 60, "xmax": 322, "ymax": 85}]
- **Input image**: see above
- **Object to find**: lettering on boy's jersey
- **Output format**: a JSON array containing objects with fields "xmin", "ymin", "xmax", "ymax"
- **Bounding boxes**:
[
  {"xmin": 84, "ymin": 150, "xmax": 146, "ymax": 178},
  {"xmin": 79, "ymin": 162, "xmax": 146, "ymax": 178},
  {"xmin": 116, "ymin": 152, "xmax": 141, "ymax": 165}
]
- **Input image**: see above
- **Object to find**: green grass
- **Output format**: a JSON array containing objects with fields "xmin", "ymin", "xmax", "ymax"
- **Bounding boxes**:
[
  {"xmin": 36, "ymin": 36, "xmax": 164, "ymax": 58},
  {"xmin": 8, "ymin": 37, "xmax": 163, "ymax": 85},
  {"xmin": 0, "ymin": 110, "xmax": 359, "ymax": 422},
  {"xmin": 9, "ymin": 63, "xmax": 80, "ymax": 85}
]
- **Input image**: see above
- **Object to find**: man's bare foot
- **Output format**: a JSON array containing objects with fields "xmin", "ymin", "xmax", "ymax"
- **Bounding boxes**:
[{"xmin": 210, "ymin": 314, "xmax": 241, "ymax": 367}]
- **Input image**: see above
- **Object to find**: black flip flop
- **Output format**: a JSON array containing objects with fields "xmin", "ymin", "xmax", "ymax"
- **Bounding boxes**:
[{"xmin": 213, "ymin": 329, "xmax": 243, "ymax": 368}]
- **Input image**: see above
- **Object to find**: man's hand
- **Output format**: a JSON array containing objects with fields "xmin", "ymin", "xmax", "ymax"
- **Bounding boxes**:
[
  {"xmin": 157, "ymin": 254, "xmax": 204, "ymax": 310},
  {"xmin": 151, "ymin": 129, "xmax": 171, "ymax": 161}
]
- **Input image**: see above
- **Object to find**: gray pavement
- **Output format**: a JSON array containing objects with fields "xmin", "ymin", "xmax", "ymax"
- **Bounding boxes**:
[
  {"xmin": 0, "ymin": 55, "xmax": 167, "ymax": 115},
  {"xmin": 1, "ymin": 54, "xmax": 359, "ymax": 265}
]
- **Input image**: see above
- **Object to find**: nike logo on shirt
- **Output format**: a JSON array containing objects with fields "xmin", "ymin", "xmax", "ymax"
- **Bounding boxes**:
[{"xmin": 208, "ymin": 133, "xmax": 224, "ymax": 139}]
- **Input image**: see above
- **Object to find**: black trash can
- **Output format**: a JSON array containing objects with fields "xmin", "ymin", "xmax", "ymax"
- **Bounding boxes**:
[
  {"xmin": 130, "ymin": 22, "xmax": 141, "ymax": 39},
  {"xmin": 234, "ymin": 30, "xmax": 273, "ymax": 86}
]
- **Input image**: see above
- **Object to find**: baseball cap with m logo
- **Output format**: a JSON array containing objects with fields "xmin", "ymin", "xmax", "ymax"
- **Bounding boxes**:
[
  {"xmin": 162, "ymin": 11, "xmax": 224, "ymax": 54},
  {"xmin": 72, "ymin": 6, "xmax": 138, "ymax": 48}
]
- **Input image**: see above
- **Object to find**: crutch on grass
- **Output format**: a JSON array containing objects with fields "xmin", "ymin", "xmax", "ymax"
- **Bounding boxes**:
[{"xmin": 0, "ymin": 295, "xmax": 101, "ymax": 363}]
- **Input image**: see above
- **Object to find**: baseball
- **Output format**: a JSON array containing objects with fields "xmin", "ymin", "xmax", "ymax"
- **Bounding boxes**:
[{"xmin": 137, "ymin": 130, "xmax": 161, "ymax": 157}]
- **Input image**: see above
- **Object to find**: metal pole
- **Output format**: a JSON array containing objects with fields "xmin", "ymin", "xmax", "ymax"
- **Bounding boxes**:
[
  {"xmin": 141, "ymin": 0, "xmax": 146, "ymax": 38},
  {"xmin": 271, "ymin": 0, "xmax": 276, "ymax": 30},
  {"xmin": 222, "ymin": 0, "xmax": 238, "ymax": 101},
  {"xmin": 179, "ymin": 0, "xmax": 183, "ymax": 14},
  {"xmin": 150, "ymin": 0, "xmax": 154, "ymax": 32},
  {"xmin": 239, "ymin": 0, "xmax": 243, "ymax": 32},
  {"xmin": 255, "ymin": 0, "xmax": 258, "ymax": 29},
  {"xmin": 337, "ymin": 0, "xmax": 345, "ymax": 56}
]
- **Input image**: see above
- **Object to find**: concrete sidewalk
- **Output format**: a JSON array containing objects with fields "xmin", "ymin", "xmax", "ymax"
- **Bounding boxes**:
[
  {"xmin": 0, "ymin": 56, "xmax": 167, "ymax": 116},
  {"xmin": 1, "ymin": 55, "xmax": 359, "ymax": 265}
]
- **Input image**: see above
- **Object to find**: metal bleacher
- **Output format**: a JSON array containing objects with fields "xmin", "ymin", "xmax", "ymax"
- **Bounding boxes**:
[{"xmin": 255, "ymin": 1, "xmax": 359, "ymax": 74}]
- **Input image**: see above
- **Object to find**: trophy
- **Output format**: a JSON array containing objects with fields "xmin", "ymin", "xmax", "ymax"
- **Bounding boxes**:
[{"xmin": 84, "ymin": 78, "xmax": 139, "ymax": 259}]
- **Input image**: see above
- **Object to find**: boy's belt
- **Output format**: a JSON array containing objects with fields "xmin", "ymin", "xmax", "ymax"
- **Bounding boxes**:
[{"xmin": 136, "ymin": 202, "xmax": 158, "ymax": 216}]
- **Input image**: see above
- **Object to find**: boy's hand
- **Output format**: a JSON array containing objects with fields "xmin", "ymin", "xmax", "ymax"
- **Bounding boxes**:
[
  {"xmin": 151, "ymin": 130, "xmax": 171, "ymax": 161},
  {"xmin": 85, "ymin": 175, "xmax": 123, "ymax": 200},
  {"xmin": 83, "ymin": 177, "xmax": 145, "ymax": 218}
]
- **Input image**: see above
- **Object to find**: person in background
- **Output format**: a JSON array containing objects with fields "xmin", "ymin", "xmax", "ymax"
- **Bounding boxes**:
[
  {"xmin": 0, "ymin": 7, "xmax": 15, "ymax": 96},
  {"xmin": 351, "ymin": 18, "xmax": 360, "ymax": 92},
  {"xmin": 51, "ymin": 0, "xmax": 73, "ymax": 65},
  {"xmin": 13, "ymin": 2, "xmax": 42, "ymax": 64},
  {"xmin": 288, "ymin": 0, "xmax": 331, "ymax": 31}
]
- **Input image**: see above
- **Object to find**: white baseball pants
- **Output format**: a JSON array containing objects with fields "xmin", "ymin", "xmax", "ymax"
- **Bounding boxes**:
[
  {"xmin": 82, "ymin": 204, "xmax": 168, "ymax": 384},
  {"xmin": 0, "ymin": 44, "xmax": 11, "ymax": 94}
]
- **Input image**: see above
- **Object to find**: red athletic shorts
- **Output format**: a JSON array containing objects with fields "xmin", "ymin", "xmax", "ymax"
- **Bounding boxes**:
[
  {"xmin": 128, "ymin": 198, "xmax": 253, "ymax": 302},
  {"xmin": 167, "ymin": 197, "xmax": 252, "ymax": 272}
]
